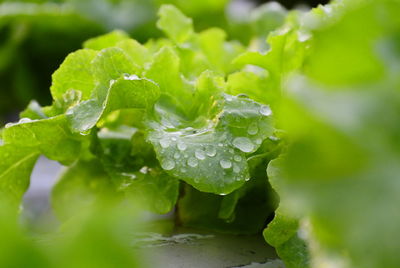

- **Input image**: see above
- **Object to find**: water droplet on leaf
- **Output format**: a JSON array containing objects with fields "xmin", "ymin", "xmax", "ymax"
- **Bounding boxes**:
[
  {"xmin": 234, "ymin": 155, "xmax": 242, "ymax": 162},
  {"xmin": 124, "ymin": 74, "xmax": 140, "ymax": 80},
  {"xmin": 177, "ymin": 141, "xmax": 187, "ymax": 151},
  {"xmin": 140, "ymin": 166, "xmax": 149, "ymax": 174},
  {"xmin": 161, "ymin": 159, "xmax": 175, "ymax": 170},
  {"xmin": 159, "ymin": 138, "xmax": 171, "ymax": 148},
  {"xmin": 233, "ymin": 137, "xmax": 255, "ymax": 153},
  {"xmin": 187, "ymin": 157, "xmax": 198, "ymax": 167},
  {"xmin": 121, "ymin": 173, "xmax": 137, "ymax": 180},
  {"xmin": 269, "ymin": 135, "xmax": 279, "ymax": 141},
  {"xmin": 205, "ymin": 145, "xmax": 216, "ymax": 157},
  {"xmin": 195, "ymin": 149, "xmax": 206, "ymax": 160},
  {"xmin": 259, "ymin": 105, "xmax": 272, "ymax": 116},
  {"xmin": 220, "ymin": 159, "xmax": 232, "ymax": 169},
  {"xmin": 247, "ymin": 123, "xmax": 258, "ymax": 135}
]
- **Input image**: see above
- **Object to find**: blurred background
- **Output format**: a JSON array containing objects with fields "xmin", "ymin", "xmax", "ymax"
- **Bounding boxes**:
[{"xmin": 0, "ymin": 0, "xmax": 327, "ymax": 125}]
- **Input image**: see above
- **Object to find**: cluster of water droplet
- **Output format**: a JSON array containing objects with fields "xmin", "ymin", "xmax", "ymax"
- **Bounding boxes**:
[
  {"xmin": 148, "ymin": 94, "xmax": 274, "ymax": 193},
  {"xmin": 150, "ymin": 128, "xmax": 250, "ymax": 191},
  {"xmin": 221, "ymin": 95, "xmax": 274, "ymax": 154}
]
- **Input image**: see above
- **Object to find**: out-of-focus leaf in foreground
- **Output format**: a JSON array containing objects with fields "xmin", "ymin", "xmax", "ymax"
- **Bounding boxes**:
[{"xmin": 273, "ymin": 1, "xmax": 400, "ymax": 267}]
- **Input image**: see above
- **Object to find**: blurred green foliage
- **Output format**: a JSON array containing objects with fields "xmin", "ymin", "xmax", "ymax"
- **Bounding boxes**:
[{"xmin": 0, "ymin": 0, "xmax": 288, "ymax": 124}]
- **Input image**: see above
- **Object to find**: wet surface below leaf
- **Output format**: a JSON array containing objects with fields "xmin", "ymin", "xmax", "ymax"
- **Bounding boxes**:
[{"xmin": 136, "ymin": 227, "xmax": 281, "ymax": 268}]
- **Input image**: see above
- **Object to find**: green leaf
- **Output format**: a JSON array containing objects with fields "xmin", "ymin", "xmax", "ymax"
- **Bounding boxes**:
[
  {"xmin": 144, "ymin": 46, "xmax": 189, "ymax": 99},
  {"xmin": 52, "ymin": 159, "xmax": 116, "ymax": 221},
  {"xmin": 250, "ymin": 2, "xmax": 287, "ymax": 39},
  {"xmin": 66, "ymin": 47, "xmax": 160, "ymax": 133},
  {"xmin": 90, "ymin": 47, "xmax": 139, "ymax": 101},
  {"xmin": 157, "ymin": 5, "xmax": 194, "ymax": 44},
  {"xmin": 0, "ymin": 201, "xmax": 49, "ymax": 268},
  {"xmin": 2, "ymin": 116, "xmax": 81, "ymax": 164},
  {"xmin": 303, "ymin": 2, "xmax": 386, "ymax": 85},
  {"xmin": 234, "ymin": 12, "xmax": 308, "ymax": 85},
  {"xmin": 93, "ymin": 128, "xmax": 179, "ymax": 214},
  {"xmin": 198, "ymin": 28, "xmax": 244, "ymax": 74},
  {"xmin": 0, "ymin": 145, "xmax": 38, "ymax": 206},
  {"xmin": 50, "ymin": 49, "xmax": 98, "ymax": 101},
  {"xmin": 227, "ymin": 70, "xmax": 276, "ymax": 106},
  {"xmin": 147, "ymin": 92, "xmax": 274, "ymax": 195},
  {"xmin": 264, "ymin": 209, "xmax": 299, "ymax": 248},
  {"xmin": 122, "ymin": 168, "xmax": 179, "ymax": 214},
  {"xmin": 273, "ymin": 2, "xmax": 400, "ymax": 267},
  {"xmin": 178, "ymin": 175, "xmax": 273, "ymax": 235},
  {"xmin": 116, "ymin": 39, "xmax": 151, "ymax": 68},
  {"xmin": 83, "ymin": 30, "xmax": 130, "ymax": 50},
  {"xmin": 67, "ymin": 75, "xmax": 160, "ymax": 133},
  {"xmin": 274, "ymin": 234, "xmax": 310, "ymax": 268},
  {"xmin": 263, "ymin": 158, "xmax": 310, "ymax": 268},
  {"xmin": 104, "ymin": 76, "xmax": 161, "ymax": 112}
]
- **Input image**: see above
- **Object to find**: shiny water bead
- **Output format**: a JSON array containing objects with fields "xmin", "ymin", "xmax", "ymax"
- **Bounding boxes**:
[
  {"xmin": 232, "ymin": 137, "xmax": 255, "ymax": 153},
  {"xmin": 187, "ymin": 157, "xmax": 198, "ymax": 167},
  {"xmin": 220, "ymin": 159, "xmax": 232, "ymax": 169}
]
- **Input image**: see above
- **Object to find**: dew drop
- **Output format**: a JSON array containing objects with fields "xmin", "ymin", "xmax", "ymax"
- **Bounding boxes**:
[
  {"xmin": 220, "ymin": 159, "xmax": 232, "ymax": 169},
  {"xmin": 229, "ymin": 149, "xmax": 234, "ymax": 153},
  {"xmin": 173, "ymin": 152, "xmax": 181, "ymax": 159},
  {"xmin": 181, "ymin": 168, "xmax": 187, "ymax": 173},
  {"xmin": 187, "ymin": 157, "xmax": 198, "ymax": 167},
  {"xmin": 161, "ymin": 159, "xmax": 175, "ymax": 170},
  {"xmin": 260, "ymin": 105, "xmax": 272, "ymax": 116},
  {"xmin": 140, "ymin": 166, "xmax": 149, "ymax": 174},
  {"xmin": 5, "ymin": 118, "xmax": 33, "ymax": 128},
  {"xmin": 124, "ymin": 74, "xmax": 139, "ymax": 80},
  {"xmin": 195, "ymin": 149, "xmax": 206, "ymax": 160},
  {"xmin": 205, "ymin": 145, "xmax": 216, "ymax": 157},
  {"xmin": 159, "ymin": 137, "xmax": 171, "ymax": 148},
  {"xmin": 255, "ymin": 138, "xmax": 262, "ymax": 145},
  {"xmin": 218, "ymin": 143, "xmax": 224, "ymax": 147},
  {"xmin": 121, "ymin": 173, "xmax": 137, "ymax": 180},
  {"xmin": 19, "ymin": 118, "xmax": 33, "ymax": 124},
  {"xmin": 177, "ymin": 141, "xmax": 187, "ymax": 151},
  {"xmin": 247, "ymin": 122, "xmax": 258, "ymax": 135},
  {"xmin": 232, "ymin": 137, "xmax": 255, "ymax": 153},
  {"xmin": 234, "ymin": 155, "xmax": 242, "ymax": 162},
  {"xmin": 269, "ymin": 135, "xmax": 279, "ymax": 141}
]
